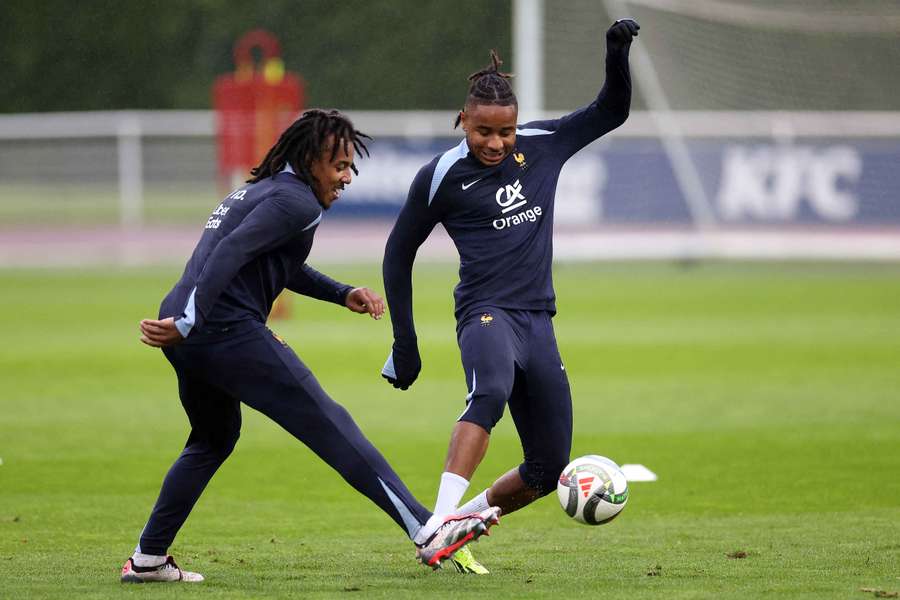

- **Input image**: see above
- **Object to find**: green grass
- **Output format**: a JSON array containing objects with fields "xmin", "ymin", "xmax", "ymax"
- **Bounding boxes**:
[{"xmin": 1, "ymin": 262, "xmax": 898, "ymax": 598}]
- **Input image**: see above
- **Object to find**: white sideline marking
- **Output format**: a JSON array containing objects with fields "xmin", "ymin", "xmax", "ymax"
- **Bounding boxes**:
[{"xmin": 621, "ymin": 463, "xmax": 657, "ymax": 482}]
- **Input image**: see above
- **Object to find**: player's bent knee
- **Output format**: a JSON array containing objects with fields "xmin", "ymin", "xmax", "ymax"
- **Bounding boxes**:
[
  {"xmin": 458, "ymin": 402, "xmax": 505, "ymax": 433},
  {"xmin": 203, "ymin": 430, "xmax": 240, "ymax": 460},
  {"xmin": 456, "ymin": 413, "xmax": 495, "ymax": 435},
  {"xmin": 458, "ymin": 386, "xmax": 509, "ymax": 431},
  {"xmin": 217, "ymin": 432, "xmax": 240, "ymax": 458}
]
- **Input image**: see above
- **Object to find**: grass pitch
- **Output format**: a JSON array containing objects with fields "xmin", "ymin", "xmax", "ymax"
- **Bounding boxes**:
[{"xmin": 1, "ymin": 261, "xmax": 898, "ymax": 599}]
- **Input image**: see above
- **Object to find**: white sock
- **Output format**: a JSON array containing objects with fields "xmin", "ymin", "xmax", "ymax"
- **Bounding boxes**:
[
  {"xmin": 457, "ymin": 489, "xmax": 490, "ymax": 515},
  {"xmin": 413, "ymin": 513, "xmax": 446, "ymax": 545},
  {"xmin": 433, "ymin": 471, "xmax": 470, "ymax": 517},
  {"xmin": 131, "ymin": 551, "xmax": 166, "ymax": 567}
]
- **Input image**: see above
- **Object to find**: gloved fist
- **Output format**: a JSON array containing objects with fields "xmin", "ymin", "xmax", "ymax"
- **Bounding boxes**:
[
  {"xmin": 381, "ymin": 338, "xmax": 421, "ymax": 391},
  {"xmin": 606, "ymin": 18, "xmax": 640, "ymax": 51}
]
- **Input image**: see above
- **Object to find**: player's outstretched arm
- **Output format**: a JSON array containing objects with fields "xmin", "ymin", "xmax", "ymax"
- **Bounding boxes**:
[
  {"xmin": 522, "ymin": 19, "xmax": 639, "ymax": 160},
  {"xmin": 285, "ymin": 264, "xmax": 383, "ymax": 319},
  {"xmin": 287, "ymin": 264, "xmax": 384, "ymax": 319},
  {"xmin": 381, "ymin": 167, "xmax": 437, "ymax": 390},
  {"xmin": 382, "ymin": 224, "xmax": 424, "ymax": 390},
  {"xmin": 598, "ymin": 18, "xmax": 639, "ymax": 117},
  {"xmin": 288, "ymin": 263, "xmax": 352, "ymax": 302}
]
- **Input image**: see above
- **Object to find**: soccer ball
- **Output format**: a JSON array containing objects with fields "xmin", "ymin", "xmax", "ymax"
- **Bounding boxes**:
[{"xmin": 557, "ymin": 455, "xmax": 628, "ymax": 525}]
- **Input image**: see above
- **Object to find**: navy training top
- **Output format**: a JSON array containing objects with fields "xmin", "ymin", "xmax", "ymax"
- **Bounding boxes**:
[
  {"xmin": 383, "ymin": 44, "xmax": 632, "ymax": 343},
  {"xmin": 160, "ymin": 168, "xmax": 352, "ymax": 342}
]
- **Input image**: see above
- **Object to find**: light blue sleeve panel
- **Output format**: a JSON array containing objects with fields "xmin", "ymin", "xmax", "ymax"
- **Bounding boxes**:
[
  {"xmin": 429, "ymin": 139, "xmax": 469, "ymax": 205},
  {"xmin": 517, "ymin": 128, "xmax": 555, "ymax": 137},
  {"xmin": 174, "ymin": 287, "xmax": 197, "ymax": 338}
]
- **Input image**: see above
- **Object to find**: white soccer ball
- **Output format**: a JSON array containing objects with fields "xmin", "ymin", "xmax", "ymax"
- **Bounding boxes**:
[{"xmin": 557, "ymin": 455, "xmax": 628, "ymax": 525}]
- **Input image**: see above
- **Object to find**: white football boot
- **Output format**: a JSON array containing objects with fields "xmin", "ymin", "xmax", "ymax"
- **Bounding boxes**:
[
  {"xmin": 120, "ymin": 556, "xmax": 204, "ymax": 583},
  {"xmin": 415, "ymin": 506, "xmax": 501, "ymax": 569}
]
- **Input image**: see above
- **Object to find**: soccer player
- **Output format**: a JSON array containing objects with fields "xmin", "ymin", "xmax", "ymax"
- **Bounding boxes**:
[
  {"xmin": 121, "ymin": 109, "xmax": 499, "ymax": 584},
  {"xmin": 381, "ymin": 20, "xmax": 639, "ymax": 573}
]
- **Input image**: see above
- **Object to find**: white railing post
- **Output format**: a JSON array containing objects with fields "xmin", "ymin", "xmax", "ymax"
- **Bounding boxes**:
[{"xmin": 116, "ymin": 112, "xmax": 143, "ymax": 228}]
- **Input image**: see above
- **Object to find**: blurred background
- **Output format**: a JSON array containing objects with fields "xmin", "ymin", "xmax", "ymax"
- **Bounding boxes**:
[{"xmin": 1, "ymin": 0, "xmax": 899, "ymax": 265}]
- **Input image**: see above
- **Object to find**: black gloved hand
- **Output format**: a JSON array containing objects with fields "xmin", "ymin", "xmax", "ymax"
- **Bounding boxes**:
[
  {"xmin": 606, "ymin": 18, "xmax": 640, "ymax": 51},
  {"xmin": 382, "ymin": 338, "xmax": 421, "ymax": 391}
]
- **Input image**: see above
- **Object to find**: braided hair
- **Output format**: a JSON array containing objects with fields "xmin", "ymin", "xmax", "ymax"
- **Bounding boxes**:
[
  {"xmin": 454, "ymin": 50, "xmax": 517, "ymax": 128},
  {"xmin": 247, "ymin": 109, "xmax": 370, "ymax": 184}
]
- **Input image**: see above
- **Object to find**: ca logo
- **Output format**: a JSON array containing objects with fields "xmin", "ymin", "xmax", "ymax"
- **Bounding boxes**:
[{"xmin": 496, "ymin": 179, "xmax": 527, "ymax": 214}]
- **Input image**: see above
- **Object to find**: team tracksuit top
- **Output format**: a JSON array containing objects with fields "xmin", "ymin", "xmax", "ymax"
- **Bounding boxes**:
[
  {"xmin": 383, "ymin": 44, "xmax": 632, "ymax": 343},
  {"xmin": 161, "ymin": 169, "xmax": 351, "ymax": 341}
]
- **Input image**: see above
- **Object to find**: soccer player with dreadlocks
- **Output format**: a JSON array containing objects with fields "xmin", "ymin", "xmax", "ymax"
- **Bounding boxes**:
[
  {"xmin": 121, "ymin": 109, "xmax": 499, "ymax": 583},
  {"xmin": 381, "ymin": 20, "xmax": 639, "ymax": 573}
]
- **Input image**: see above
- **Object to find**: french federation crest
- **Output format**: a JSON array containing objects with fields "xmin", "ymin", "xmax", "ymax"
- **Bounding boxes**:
[{"xmin": 513, "ymin": 151, "xmax": 527, "ymax": 168}]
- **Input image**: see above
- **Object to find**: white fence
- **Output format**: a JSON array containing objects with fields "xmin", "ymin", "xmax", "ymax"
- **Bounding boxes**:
[{"xmin": 1, "ymin": 110, "xmax": 899, "ymax": 263}]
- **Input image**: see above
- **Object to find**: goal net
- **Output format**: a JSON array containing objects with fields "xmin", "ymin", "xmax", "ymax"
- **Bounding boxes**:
[
  {"xmin": 540, "ymin": 0, "xmax": 900, "ymax": 240},
  {"xmin": 544, "ymin": 0, "xmax": 900, "ymax": 111}
]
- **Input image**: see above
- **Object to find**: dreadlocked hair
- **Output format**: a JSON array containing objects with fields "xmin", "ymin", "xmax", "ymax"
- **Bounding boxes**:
[
  {"xmin": 454, "ymin": 49, "xmax": 517, "ymax": 128},
  {"xmin": 247, "ymin": 109, "xmax": 371, "ymax": 184}
]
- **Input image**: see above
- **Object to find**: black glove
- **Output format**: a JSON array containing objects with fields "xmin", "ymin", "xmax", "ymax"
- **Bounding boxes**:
[
  {"xmin": 382, "ymin": 338, "xmax": 421, "ymax": 390},
  {"xmin": 606, "ymin": 18, "xmax": 640, "ymax": 51}
]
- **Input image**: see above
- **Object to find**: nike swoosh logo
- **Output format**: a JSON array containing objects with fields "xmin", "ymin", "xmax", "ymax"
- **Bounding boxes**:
[{"xmin": 461, "ymin": 179, "xmax": 482, "ymax": 190}]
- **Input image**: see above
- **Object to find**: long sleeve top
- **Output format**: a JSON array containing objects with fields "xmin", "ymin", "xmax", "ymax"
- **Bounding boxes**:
[
  {"xmin": 160, "ymin": 170, "xmax": 351, "ymax": 342},
  {"xmin": 383, "ymin": 44, "xmax": 632, "ymax": 344}
]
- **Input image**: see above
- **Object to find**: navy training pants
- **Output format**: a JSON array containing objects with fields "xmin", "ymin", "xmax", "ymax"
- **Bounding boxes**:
[
  {"xmin": 137, "ymin": 322, "xmax": 431, "ymax": 555},
  {"xmin": 456, "ymin": 307, "xmax": 573, "ymax": 496}
]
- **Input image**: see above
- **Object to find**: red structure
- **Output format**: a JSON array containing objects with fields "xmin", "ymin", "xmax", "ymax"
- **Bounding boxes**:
[{"xmin": 213, "ymin": 30, "xmax": 304, "ymax": 189}]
